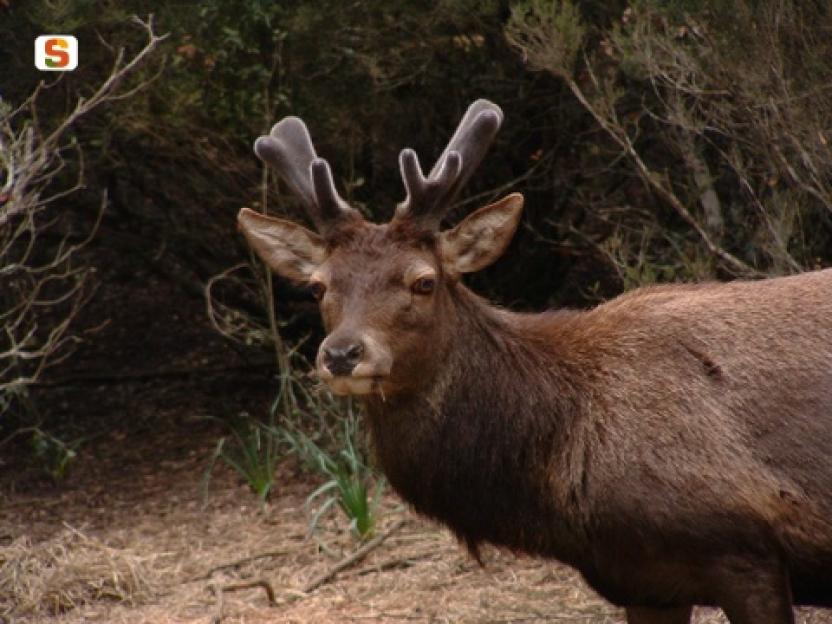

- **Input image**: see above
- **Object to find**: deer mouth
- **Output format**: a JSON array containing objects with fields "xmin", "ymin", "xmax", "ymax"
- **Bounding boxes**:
[{"xmin": 319, "ymin": 372, "xmax": 388, "ymax": 397}]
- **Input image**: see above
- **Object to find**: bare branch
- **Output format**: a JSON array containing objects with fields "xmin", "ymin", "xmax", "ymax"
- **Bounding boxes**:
[
  {"xmin": 561, "ymin": 69, "xmax": 761, "ymax": 278},
  {"xmin": 0, "ymin": 17, "xmax": 164, "ymax": 416}
]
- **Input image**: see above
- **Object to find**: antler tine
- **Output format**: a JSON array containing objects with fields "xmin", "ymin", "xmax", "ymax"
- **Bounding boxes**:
[
  {"xmin": 396, "ymin": 148, "xmax": 462, "ymax": 222},
  {"xmin": 310, "ymin": 158, "xmax": 352, "ymax": 224},
  {"xmin": 253, "ymin": 116, "xmax": 356, "ymax": 235},
  {"xmin": 396, "ymin": 99, "xmax": 504, "ymax": 229},
  {"xmin": 430, "ymin": 99, "xmax": 503, "ymax": 192}
]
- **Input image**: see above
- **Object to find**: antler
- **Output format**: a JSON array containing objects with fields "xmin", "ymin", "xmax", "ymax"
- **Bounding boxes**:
[
  {"xmin": 395, "ymin": 99, "xmax": 504, "ymax": 229},
  {"xmin": 254, "ymin": 117, "xmax": 359, "ymax": 235}
]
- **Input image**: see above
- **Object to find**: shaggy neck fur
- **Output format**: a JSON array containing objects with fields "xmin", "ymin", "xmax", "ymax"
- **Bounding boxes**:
[{"xmin": 365, "ymin": 284, "xmax": 593, "ymax": 563}]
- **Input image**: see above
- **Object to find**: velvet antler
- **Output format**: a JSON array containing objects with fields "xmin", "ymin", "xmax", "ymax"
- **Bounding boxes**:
[
  {"xmin": 254, "ymin": 117, "xmax": 359, "ymax": 236},
  {"xmin": 395, "ymin": 99, "xmax": 504, "ymax": 229}
]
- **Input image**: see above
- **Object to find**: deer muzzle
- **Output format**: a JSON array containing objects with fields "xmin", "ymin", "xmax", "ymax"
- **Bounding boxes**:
[{"xmin": 316, "ymin": 331, "xmax": 393, "ymax": 396}]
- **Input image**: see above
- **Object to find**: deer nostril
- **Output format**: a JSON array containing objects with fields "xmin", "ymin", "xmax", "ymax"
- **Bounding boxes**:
[
  {"xmin": 345, "ymin": 343, "xmax": 363, "ymax": 361},
  {"xmin": 323, "ymin": 342, "xmax": 364, "ymax": 376}
]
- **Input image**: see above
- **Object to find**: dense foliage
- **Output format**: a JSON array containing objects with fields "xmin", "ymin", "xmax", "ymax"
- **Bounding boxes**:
[{"xmin": 2, "ymin": 0, "xmax": 832, "ymax": 477}]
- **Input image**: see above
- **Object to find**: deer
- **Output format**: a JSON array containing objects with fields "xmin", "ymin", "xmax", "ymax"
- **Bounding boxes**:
[{"xmin": 237, "ymin": 99, "xmax": 832, "ymax": 624}]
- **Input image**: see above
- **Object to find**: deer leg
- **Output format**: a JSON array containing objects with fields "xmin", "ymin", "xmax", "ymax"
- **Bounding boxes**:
[
  {"xmin": 719, "ymin": 589, "xmax": 795, "ymax": 624},
  {"xmin": 626, "ymin": 606, "xmax": 692, "ymax": 624},
  {"xmin": 715, "ymin": 558, "xmax": 795, "ymax": 624}
]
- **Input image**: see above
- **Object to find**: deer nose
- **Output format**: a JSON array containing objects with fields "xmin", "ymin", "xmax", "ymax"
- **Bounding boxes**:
[{"xmin": 323, "ymin": 342, "xmax": 364, "ymax": 377}]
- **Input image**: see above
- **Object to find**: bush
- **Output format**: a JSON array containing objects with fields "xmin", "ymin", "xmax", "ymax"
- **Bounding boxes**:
[{"xmin": 508, "ymin": 0, "xmax": 832, "ymax": 285}]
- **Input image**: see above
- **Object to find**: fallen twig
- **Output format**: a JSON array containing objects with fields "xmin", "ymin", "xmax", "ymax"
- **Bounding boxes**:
[
  {"xmin": 347, "ymin": 550, "xmax": 437, "ymax": 578},
  {"xmin": 210, "ymin": 578, "xmax": 277, "ymax": 623},
  {"xmin": 209, "ymin": 581, "xmax": 224, "ymax": 624},
  {"xmin": 302, "ymin": 518, "xmax": 407, "ymax": 593},
  {"xmin": 194, "ymin": 548, "xmax": 295, "ymax": 581}
]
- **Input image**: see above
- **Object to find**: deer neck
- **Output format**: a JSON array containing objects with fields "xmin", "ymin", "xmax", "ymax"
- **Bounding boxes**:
[{"xmin": 364, "ymin": 285, "xmax": 589, "ymax": 561}]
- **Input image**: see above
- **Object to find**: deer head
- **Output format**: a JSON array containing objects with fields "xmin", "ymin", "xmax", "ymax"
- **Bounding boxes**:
[{"xmin": 238, "ymin": 100, "xmax": 523, "ymax": 397}]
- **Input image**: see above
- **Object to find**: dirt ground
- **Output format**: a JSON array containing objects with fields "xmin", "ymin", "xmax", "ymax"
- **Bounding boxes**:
[{"xmin": 1, "ymin": 385, "xmax": 617, "ymax": 624}]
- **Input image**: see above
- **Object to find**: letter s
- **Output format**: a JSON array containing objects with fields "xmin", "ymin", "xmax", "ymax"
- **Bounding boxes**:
[{"xmin": 45, "ymin": 38, "xmax": 69, "ymax": 68}]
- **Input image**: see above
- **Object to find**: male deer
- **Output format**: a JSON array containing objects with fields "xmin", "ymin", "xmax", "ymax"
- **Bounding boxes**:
[{"xmin": 237, "ymin": 99, "xmax": 832, "ymax": 624}]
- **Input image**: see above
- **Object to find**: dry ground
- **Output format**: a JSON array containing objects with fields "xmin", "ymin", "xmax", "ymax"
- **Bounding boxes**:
[{"xmin": 3, "ymin": 422, "xmax": 832, "ymax": 624}]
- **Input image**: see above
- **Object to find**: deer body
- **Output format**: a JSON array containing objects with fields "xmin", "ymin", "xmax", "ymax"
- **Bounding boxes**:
[
  {"xmin": 368, "ymin": 271, "xmax": 832, "ymax": 614},
  {"xmin": 237, "ymin": 99, "xmax": 832, "ymax": 623}
]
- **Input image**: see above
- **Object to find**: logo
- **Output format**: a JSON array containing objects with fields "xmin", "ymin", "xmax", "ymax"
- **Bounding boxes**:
[{"xmin": 35, "ymin": 35, "xmax": 78, "ymax": 71}]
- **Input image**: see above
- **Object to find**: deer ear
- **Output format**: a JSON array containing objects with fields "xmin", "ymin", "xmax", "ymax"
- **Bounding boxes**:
[
  {"xmin": 440, "ymin": 193, "xmax": 523, "ymax": 276},
  {"xmin": 237, "ymin": 208, "xmax": 326, "ymax": 281}
]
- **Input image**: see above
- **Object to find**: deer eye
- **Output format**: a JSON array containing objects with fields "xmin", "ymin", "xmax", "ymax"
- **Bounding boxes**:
[
  {"xmin": 308, "ymin": 281, "xmax": 326, "ymax": 301},
  {"xmin": 411, "ymin": 276, "xmax": 436, "ymax": 295}
]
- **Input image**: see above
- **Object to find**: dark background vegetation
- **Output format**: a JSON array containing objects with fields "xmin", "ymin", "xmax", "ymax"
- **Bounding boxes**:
[{"xmin": 2, "ymin": 0, "xmax": 832, "ymax": 489}]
